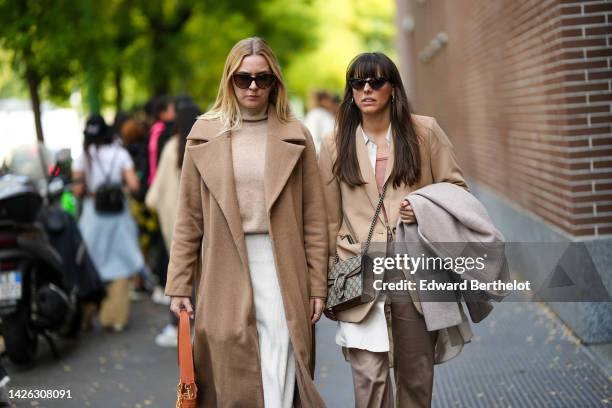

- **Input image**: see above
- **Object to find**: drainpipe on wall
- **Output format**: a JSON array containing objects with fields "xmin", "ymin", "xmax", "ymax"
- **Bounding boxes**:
[{"xmin": 395, "ymin": 0, "xmax": 416, "ymax": 101}]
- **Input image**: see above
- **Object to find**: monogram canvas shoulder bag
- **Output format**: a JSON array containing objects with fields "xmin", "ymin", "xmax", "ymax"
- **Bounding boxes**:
[{"xmin": 326, "ymin": 181, "xmax": 388, "ymax": 311}]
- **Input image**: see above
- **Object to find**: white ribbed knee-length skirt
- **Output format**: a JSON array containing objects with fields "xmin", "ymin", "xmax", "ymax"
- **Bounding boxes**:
[{"xmin": 245, "ymin": 233, "xmax": 295, "ymax": 408}]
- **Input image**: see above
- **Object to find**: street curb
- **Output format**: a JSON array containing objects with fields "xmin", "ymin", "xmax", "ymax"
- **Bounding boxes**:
[
  {"xmin": 581, "ymin": 343, "xmax": 612, "ymax": 380},
  {"xmin": 539, "ymin": 301, "xmax": 612, "ymax": 380}
]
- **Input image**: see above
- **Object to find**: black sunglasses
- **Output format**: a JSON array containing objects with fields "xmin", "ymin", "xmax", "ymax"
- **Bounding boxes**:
[
  {"xmin": 232, "ymin": 73, "xmax": 276, "ymax": 89},
  {"xmin": 348, "ymin": 77, "xmax": 388, "ymax": 91}
]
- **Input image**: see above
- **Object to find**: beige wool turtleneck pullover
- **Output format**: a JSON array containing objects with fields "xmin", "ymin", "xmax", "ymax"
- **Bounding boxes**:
[{"xmin": 231, "ymin": 118, "xmax": 269, "ymax": 233}]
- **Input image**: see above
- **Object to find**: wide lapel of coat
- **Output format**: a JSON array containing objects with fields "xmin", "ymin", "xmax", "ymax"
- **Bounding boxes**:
[
  {"xmin": 185, "ymin": 119, "xmax": 248, "ymax": 269},
  {"xmin": 356, "ymin": 125, "xmax": 386, "ymax": 225},
  {"xmin": 264, "ymin": 108, "xmax": 305, "ymax": 213}
]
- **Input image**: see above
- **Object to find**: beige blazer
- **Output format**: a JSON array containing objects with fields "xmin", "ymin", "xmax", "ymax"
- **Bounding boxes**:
[
  {"xmin": 164, "ymin": 108, "xmax": 327, "ymax": 407},
  {"xmin": 318, "ymin": 114, "xmax": 469, "ymax": 323}
]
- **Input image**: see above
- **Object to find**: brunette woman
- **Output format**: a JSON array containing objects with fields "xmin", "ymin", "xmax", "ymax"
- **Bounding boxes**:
[
  {"xmin": 318, "ymin": 52, "xmax": 469, "ymax": 407},
  {"xmin": 165, "ymin": 37, "xmax": 327, "ymax": 407},
  {"xmin": 146, "ymin": 101, "xmax": 201, "ymax": 347}
]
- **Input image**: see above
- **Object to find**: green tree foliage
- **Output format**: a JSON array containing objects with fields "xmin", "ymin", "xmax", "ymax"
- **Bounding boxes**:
[
  {"xmin": 285, "ymin": 0, "xmax": 396, "ymax": 108},
  {"xmin": 0, "ymin": 0, "xmax": 394, "ymax": 133},
  {"xmin": 0, "ymin": 0, "xmax": 85, "ymax": 141},
  {"xmin": 86, "ymin": 0, "xmax": 317, "ymax": 111},
  {"xmin": 180, "ymin": 0, "xmax": 317, "ymax": 107},
  {"xmin": 0, "ymin": 50, "xmax": 28, "ymax": 99}
]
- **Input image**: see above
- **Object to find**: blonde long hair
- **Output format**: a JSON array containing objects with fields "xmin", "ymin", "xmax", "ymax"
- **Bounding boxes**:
[{"xmin": 202, "ymin": 37, "xmax": 292, "ymax": 131}]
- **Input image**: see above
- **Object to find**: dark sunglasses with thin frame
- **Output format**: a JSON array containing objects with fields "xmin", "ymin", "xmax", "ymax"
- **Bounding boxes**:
[
  {"xmin": 348, "ymin": 77, "xmax": 388, "ymax": 91},
  {"xmin": 232, "ymin": 73, "xmax": 276, "ymax": 89}
]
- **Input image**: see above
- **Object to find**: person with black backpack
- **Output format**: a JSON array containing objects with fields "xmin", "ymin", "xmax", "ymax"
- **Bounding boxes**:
[{"xmin": 72, "ymin": 114, "xmax": 144, "ymax": 332}]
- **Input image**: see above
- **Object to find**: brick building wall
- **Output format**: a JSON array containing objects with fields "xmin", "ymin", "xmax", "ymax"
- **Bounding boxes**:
[{"xmin": 397, "ymin": 0, "xmax": 612, "ymax": 238}]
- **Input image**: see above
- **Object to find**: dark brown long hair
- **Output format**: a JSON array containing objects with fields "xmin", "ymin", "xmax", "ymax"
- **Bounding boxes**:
[
  {"xmin": 176, "ymin": 102, "xmax": 202, "ymax": 169},
  {"xmin": 333, "ymin": 52, "xmax": 421, "ymax": 189}
]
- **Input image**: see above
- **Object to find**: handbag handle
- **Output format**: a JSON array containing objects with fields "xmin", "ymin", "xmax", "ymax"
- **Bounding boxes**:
[
  {"xmin": 334, "ymin": 181, "xmax": 389, "ymax": 263},
  {"xmin": 176, "ymin": 310, "xmax": 197, "ymax": 407},
  {"xmin": 178, "ymin": 310, "xmax": 195, "ymax": 383}
]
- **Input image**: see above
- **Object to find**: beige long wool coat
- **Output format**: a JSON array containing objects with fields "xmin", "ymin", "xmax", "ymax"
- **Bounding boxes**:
[{"xmin": 165, "ymin": 108, "xmax": 328, "ymax": 407}]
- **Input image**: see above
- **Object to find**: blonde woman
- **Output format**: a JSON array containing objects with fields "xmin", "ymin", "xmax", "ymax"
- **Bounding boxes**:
[{"xmin": 165, "ymin": 37, "xmax": 328, "ymax": 407}]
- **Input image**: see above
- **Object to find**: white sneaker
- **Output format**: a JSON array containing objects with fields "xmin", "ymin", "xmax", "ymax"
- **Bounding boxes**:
[
  {"xmin": 155, "ymin": 324, "xmax": 178, "ymax": 347},
  {"xmin": 151, "ymin": 286, "xmax": 171, "ymax": 305},
  {"xmin": 0, "ymin": 364, "xmax": 9, "ymax": 388},
  {"xmin": 130, "ymin": 289, "xmax": 148, "ymax": 301},
  {"xmin": 112, "ymin": 323, "xmax": 125, "ymax": 333}
]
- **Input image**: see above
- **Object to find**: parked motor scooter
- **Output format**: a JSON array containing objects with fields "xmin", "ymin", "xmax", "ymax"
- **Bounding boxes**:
[
  {"xmin": 0, "ymin": 147, "xmax": 103, "ymax": 366},
  {"xmin": 0, "ymin": 173, "xmax": 79, "ymax": 364}
]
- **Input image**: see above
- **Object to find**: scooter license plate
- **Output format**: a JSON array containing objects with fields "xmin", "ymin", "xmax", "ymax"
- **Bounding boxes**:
[{"xmin": 0, "ymin": 271, "xmax": 22, "ymax": 301}]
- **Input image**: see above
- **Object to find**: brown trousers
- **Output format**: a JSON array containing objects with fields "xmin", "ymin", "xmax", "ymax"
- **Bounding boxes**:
[
  {"xmin": 99, "ymin": 278, "xmax": 130, "ymax": 327},
  {"xmin": 348, "ymin": 300, "xmax": 438, "ymax": 408}
]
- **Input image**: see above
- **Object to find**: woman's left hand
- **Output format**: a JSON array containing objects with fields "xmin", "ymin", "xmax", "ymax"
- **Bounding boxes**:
[
  {"xmin": 399, "ymin": 199, "xmax": 416, "ymax": 224},
  {"xmin": 310, "ymin": 298, "xmax": 325, "ymax": 324}
]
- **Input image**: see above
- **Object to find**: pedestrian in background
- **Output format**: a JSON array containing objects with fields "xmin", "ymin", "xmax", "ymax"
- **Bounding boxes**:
[
  {"xmin": 165, "ymin": 37, "xmax": 327, "ymax": 407},
  {"xmin": 318, "ymin": 52, "xmax": 469, "ymax": 407},
  {"xmin": 113, "ymin": 113, "xmax": 156, "ymax": 297},
  {"xmin": 116, "ymin": 113, "xmax": 149, "ymax": 202},
  {"xmin": 304, "ymin": 90, "xmax": 336, "ymax": 154},
  {"xmin": 146, "ymin": 101, "xmax": 201, "ymax": 347},
  {"xmin": 72, "ymin": 115, "xmax": 144, "ymax": 332},
  {"xmin": 146, "ymin": 95, "xmax": 177, "ymax": 305},
  {"xmin": 147, "ymin": 95, "xmax": 176, "ymax": 186}
]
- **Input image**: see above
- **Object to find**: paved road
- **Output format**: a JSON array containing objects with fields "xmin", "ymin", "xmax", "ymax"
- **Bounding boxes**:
[{"xmin": 4, "ymin": 299, "xmax": 611, "ymax": 407}]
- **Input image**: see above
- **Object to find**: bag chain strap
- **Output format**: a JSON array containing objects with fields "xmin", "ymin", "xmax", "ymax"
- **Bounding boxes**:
[{"xmin": 334, "ymin": 181, "xmax": 389, "ymax": 264}]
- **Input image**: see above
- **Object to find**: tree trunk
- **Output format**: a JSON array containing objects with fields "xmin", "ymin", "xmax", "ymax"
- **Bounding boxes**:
[
  {"xmin": 25, "ymin": 64, "xmax": 44, "ymax": 143},
  {"xmin": 115, "ymin": 67, "xmax": 123, "ymax": 113},
  {"xmin": 153, "ymin": 76, "xmax": 169, "ymax": 97},
  {"xmin": 148, "ymin": 5, "xmax": 192, "ymax": 97},
  {"xmin": 151, "ymin": 29, "xmax": 169, "ymax": 96},
  {"xmin": 86, "ymin": 75, "xmax": 101, "ymax": 115}
]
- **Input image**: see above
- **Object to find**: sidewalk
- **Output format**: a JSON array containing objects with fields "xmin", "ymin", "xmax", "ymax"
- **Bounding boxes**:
[
  {"xmin": 5, "ymin": 301, "xmax": 178, "ymax": 407},
  {"xmin": 315, "ymin": 302, "xmax": 612, "ymax": 407},
  {"xmin": 5, "ymin": 300, "xmax": 610, "ymax": 407}
]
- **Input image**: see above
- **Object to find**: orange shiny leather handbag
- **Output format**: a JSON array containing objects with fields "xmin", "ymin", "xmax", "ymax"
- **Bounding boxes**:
[{"xmin": 176, "ymin": 310, "xmax": 198, "ymax": 408}]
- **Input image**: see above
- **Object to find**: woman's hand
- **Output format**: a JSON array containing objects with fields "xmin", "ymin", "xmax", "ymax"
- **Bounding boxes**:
[
  {"xmin": 72, "ymin": 171, "xmax": 85, "ymax": 197},
  {"xmin": 170, "ymin": 296, "xmax": 194, "ymax": 319},
  {"xmin": 399, "ymin": 199, "xmax": 416, "ymax": 224},
  {"xmin": 123, "ymin": 167, "xmax": 140, "ymax": 194},
  {"xmin": 310, "ymin": 298, "xmax": 325, "ymax": 324}
]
